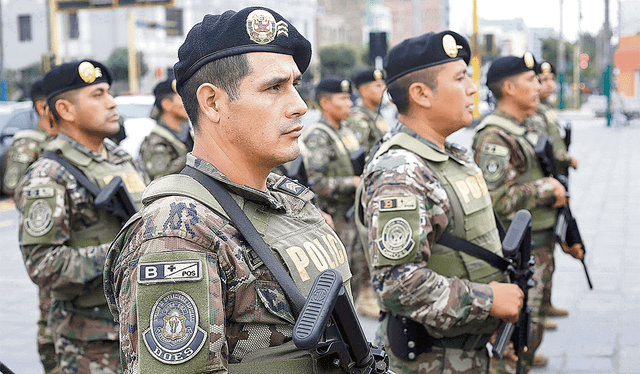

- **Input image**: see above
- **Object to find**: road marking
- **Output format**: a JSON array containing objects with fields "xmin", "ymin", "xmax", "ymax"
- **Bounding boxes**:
[
  {"xmin": 0, "ymin": 200, "xmax": 16, "ymax": 212},
  {"xmin": 0, "ymin": 219, "xmax": 16, "ymax": 228}
]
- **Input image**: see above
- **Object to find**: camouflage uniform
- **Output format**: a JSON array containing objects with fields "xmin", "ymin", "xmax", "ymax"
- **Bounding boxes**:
[
  {"xmin": 358, "ymin": 123, "xmax": 508, "ymax": 374},
  {"xmin": 345, "ymin": 103, "xmax": 388, "ymax": 152},
  {"xmin": 138, "ymin": 120, "xmax": 190, "ymax": 181},
  {"xmin": 15, "ymin": 133, "xmax": 148, "ymax": 374},
  {"xmin": 104, "ymin": 154, "xmax": 352, "ymax": 373},
  {"xmin": 301, "ymin": 117, "xmax": 364, "ymax": 299},
  {"xmin": 472, "ymin": 109, "xmax": 558, "ymax": 370}
]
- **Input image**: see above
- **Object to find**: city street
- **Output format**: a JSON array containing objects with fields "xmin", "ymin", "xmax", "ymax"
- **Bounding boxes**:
[{"xmin": 1, "ymin": 110, "xmax": 639, "ymax": 373}]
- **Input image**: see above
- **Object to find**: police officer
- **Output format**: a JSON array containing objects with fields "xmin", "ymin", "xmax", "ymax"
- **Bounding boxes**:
[
  {"xmin": 526, "ymin": 61, "xmax": 581, "ymax": 325},
  {"xmin": 104, "ymin": 7, "xmax": 353, "ymax": 373},
  {"xmin": 345, "ymin": 68, "xmax": 388, "ymax": 151},
  {"xmin": 472, "ymin": 54, "xmax": 579, "ymax": 370},
  {"xmin": 356, "ymin": 31, "xmax": 524, "ymax": 373},
  {"xmin": 3, "ymin": 80, "xmax": 57, "ymax": 197},
  {"xmin": 14, "ymin": 60, "xmax": 148, "ymax": 373},
  {"xmin": 301, "ymin": 77, "xmax": 365, "ymax": 300},
  {"xmin": 139, "ymin": 79, "xmax": 192, "ymax": 180}
]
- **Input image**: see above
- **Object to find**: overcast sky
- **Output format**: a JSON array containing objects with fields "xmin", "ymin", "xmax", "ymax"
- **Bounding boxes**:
[{"xmin": 448, "ymin": 0, "xmax": 622, "ymax": 42}]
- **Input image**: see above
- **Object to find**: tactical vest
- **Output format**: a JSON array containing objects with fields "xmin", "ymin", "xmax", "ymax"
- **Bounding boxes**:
[
  {"xmin": 3, "ymin": 129, "xmax": 50, "ymax": 191},
  {"xmin": 46, "ymin": 137, "xmax": 146, "ymax": 307},
  {"xmin": 302, "ymin": 122, "xmax": 356, "ymax": 178},
  {"xmin": 140, "ymin": 174, "xmax": 352, "ymax": 373},
  {"xmin": 356, "ymin": 132, "xmax": 507, "ymax": 286},
  {"xmin": 477, "ymin": 114, "xmax": 557, "ymax": 231},
  {"xmin": 150, "ymin": 123, "xmax": 188, "ymax": 157},
  {"xmin": 13, "ymin": 128, "xmax": 48, "ymax": 144}
]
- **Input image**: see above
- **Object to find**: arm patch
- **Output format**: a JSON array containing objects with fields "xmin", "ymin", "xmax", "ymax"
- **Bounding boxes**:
[
  {"xmin": 375, "ymin": 196, "xmax": 421, "ymax": 266},
  {"xmin": 20, "ymin": 184, "xmax": 63, "ymax": 245}
]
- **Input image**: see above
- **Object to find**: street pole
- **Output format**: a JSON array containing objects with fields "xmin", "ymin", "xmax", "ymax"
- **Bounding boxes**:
[
  {"xmin": 48, "ymin": 0, "xmax": 60, "ymax": 65},
  {"xmin": 128, "ymin": 10, "xmax": 139, "ymax": 93},
  {"xmin": 558, "ymin": 0, "xmax": 565, "ymax": 109},
  {"xmin": 471, "ymin": 0, "xmax": 481, "ymax": 119},
  {"xmin": 573, "ymin": 0, "xmax": 582, "ymax": 109},
  {"xmin": 604, "ymin": 0, "xmax": 612, "ymax": 126}
]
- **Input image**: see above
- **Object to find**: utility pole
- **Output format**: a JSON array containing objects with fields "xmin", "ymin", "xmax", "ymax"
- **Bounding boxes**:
[
  {"xmin": 128, "ymin": 10, "xmax": 139, "ymax": 93},
  {"xmin": 604, "ymin": 0, "xmax": 612, "ymax": 126},
  {"xmin": 573, "ymin": 0, "xmax": 582, "ymax": 109},
  {"xmin": 471, "ymin": 0, "xmax": 481, "ymax": 118},
  {"xmin": 558, "ymin": 0, "xmax": 565, "ymax": 109},
  {"xmin": 48, "ymin": 0, "xmax": 60, "ymax": 65}
]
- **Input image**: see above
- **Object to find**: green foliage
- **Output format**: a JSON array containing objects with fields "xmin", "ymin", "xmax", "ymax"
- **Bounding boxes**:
[
  {"xmin": 105, "ymin": 47, "xmax": 149, "ymax": 84},
  {"xmin": 319, "ymin": 44, "xmax": 357, "ymax": 77}
]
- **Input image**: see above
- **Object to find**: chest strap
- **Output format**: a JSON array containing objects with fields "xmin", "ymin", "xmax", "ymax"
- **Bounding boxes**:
[{"xmin": 181, "ymin": 166, "xmax": 306, "ymax": 316}]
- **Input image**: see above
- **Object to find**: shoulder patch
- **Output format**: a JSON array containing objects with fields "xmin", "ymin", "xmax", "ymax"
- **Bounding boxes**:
[
  {"xmin": 25, "ymin": 186, "xmax": 55, "ymax": 199},
  {"xmin": 273, "ymin": 177, "xmax": 307, "ymax": 196},
  {"xmin": 142, "ymin": 290, "xmax": 207, "ymax": 364},
  {"xmin": 138, "ymin": 259, "xmax": 203, "ymax": 284},
  {"xmin": 482, "ymin": 143, "xmax": 509, "ymax": 157},
  {"xmin": 376, "ymin": 217, "xmax": 415, "ymax": 260},
  {"xmin": 24, "ymin": 199, "xmax": 54, "ymax": 237},
  {"xmin": 378, "ymin": 196, "xmax": 418, "ymax": 212}
]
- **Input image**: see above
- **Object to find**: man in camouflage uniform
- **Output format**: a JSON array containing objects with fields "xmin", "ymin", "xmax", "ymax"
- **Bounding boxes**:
[
  {"xmin": 15, "ymin": 60, "xmax": 148, "ymax": 373},
  {"xmin": 104, "ymin": 7, "xmax": 354, "ymax": 373},
  {"xmin": 526, "ymin": 61, "xmax": 580, "ymax": 326},
  {"xmin": 3, "ymin": 80, "xmax": 57, "ymax": 197},
  {"xmin": 5, "ymin": 81, "xmax": 58, "ymax": 372},
  {"xmin": 301, "ymin": 77, "xmax": 366, "ymax": 302},
  {"xmin": 345, "ymin": 69, "xmax": 388, "ymax": 152},
  {"xmin": 139, "ymin": 79, "xmax": 193, "ymax": 180},
  {"xmin": 356, "ymin": 31, "xmax": 524, "ymax": 374},
  {"xmin": 472, "ymin": 54, "xmax": 582, "ymax": 371}
]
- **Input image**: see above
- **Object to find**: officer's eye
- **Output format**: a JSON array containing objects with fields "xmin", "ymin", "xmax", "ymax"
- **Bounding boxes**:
[{"xmin": 268, "ymin": 84, "xmax": 282, "ymax": 92}]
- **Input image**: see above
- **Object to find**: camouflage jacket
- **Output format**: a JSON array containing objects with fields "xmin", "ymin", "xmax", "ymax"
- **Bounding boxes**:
[
  {"xmin": 360, "ymin": 123, "xmax": 493, "ymax": 336},
  {"xmin": 345, "ymin": 103, "xmax": 387, "ymax": 152},
  {"xmin": 526, "ymin": 103, "xmax": 571, "ymax": 171},
  {"xmin": 3, "ymin": 127, "xmax": 54, "ymax": 196},
  {"xmin": 139, "ymin": 120, "xmax": 190, "ymax": 181},
  {"xmin": 104, "ymin": 154, "xmax": 352, "ymax": 373},
  {"xmin": 14, "ymin": 132, "xmax": 148, "ymax": 341},
  {"xmin": 301, "ymin": 116, "xmax": 361, "ymax": 217},
  {"xmin": 472, "ymin": 109, "xmax": 556, "ymax": 224}
]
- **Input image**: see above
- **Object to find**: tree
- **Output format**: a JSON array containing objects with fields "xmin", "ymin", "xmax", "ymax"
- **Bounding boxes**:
[
  {"xmin": 319, "ymin": 44, "xmax": 357, "ymax": 77},
  {"xmin": 105, "ymin": 47, "xmax": 149, "ymax": 84}
]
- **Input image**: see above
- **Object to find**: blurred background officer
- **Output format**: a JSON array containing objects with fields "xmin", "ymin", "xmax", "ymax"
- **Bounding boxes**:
[
  {"xmin": 139, "ymin": 78, "xmax": 192, "ymax": 180},
  {"xmin": 346, "ymin": 68, "xmax": 388, "ymax": 152},
  {"xmin": 357, "ymin": 31, "xmax": 523, "ymax": 374},
  {"xmin": 3, "ymin": 80, "xmax": 57, "ymax": 197},
  {"xmin": 14, "ymin": 60, "xmax": 148, "ymax": 373},
  {"xmin": 301, "ymin": 77, "xmax": 366, "ymax": 301},
  {"xmin": 104, "ymin": 7, "xmax": 353, "ymax": 373},
  {"xmin": 472, "ymin": 54, "xmax": 570, "ymax": 370}
]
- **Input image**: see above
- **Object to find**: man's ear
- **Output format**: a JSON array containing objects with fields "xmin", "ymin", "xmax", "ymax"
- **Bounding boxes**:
[
  {"xmin": 197, "ymin": 83, "xmax": 223, "ymax": 124},
  {"xmin": 160, "ymin": 97, "xmax": 173, "ymax": 113},
  {"xmin": 55, "ymin": 99, "xmax": 75, "ymax": 123},
  {"xmin": 34, "ymin": 100, "xmax": 46, "ymax": 118},
  {"xmin": 407, "ymin": 82, "xmax": 433, "ymax": 110},
  {"xmin": 502, "ymin": 79, "xmax": 516, "ymax": 97}
]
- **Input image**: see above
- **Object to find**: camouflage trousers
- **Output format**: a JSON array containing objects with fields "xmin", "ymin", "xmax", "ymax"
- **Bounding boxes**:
[
  {"xmin": 54, "ymin": 336, "xmax": 121, "ymax": 374},
  {"xmin": 38, "ymin": 313, "xmax": 58, "ymax": 373},
  {"xmin": 490, "ymin": 230, "xmax": 552, "ymax": 374},
  {"xmin": 333, "ymin": 214, "xmax": 367, "ymax": 302},
  {"xmin": 377, "ymin": 317, "xmax": 490, "ymax": 374}
]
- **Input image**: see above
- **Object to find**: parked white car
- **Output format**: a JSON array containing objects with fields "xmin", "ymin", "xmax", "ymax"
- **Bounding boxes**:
[{"xmin": 114, "ymin": 95, "xmax": 156, "ymax": 158}]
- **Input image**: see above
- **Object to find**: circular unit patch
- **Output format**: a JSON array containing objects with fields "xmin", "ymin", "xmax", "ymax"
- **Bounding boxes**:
[
  {"xmin": 25, "ymin": 199, "xmax": 54, "ymax": 237},
  {"xmin": 4, "ymin": 163, "xmax": 21, "ymax": 190},
  {"xmin": 143, "ymin": 290, "xmax": 206, "ymax": 364},
  {"xmin": 482, "ymin": 157, "xmax": 504, "ymax": 183},
  {"xmin": 377, "ymin": 217, "xmax": 415, "ymax": 260}
]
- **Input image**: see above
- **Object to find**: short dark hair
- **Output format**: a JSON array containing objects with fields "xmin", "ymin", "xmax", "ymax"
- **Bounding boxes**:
[
  {"xmin": 155, "ymin": 93, "xmax": 176, "ymax": 114},
  {"xmin": 316, "ymin": 91, "xmax": 338, "ymax": 106},
  {"xmin": 488, "ymin": 76, "xmax": 516, "ymax": 101},
  {"xmin": 178, "ymin": 54, "xmax": 252, "ymax": 129},
  {"xmin": 386, "ymin": 64, "xmax": 445, "ymax": 114},
  {"xmin": 47, "ymin": 90, "xmax": 78, "ymax": 122}
]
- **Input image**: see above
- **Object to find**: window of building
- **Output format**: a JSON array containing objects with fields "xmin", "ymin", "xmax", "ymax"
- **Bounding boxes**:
[
  {"xmin": 69, "ymin": 12, "xmax": 79, "ymax": 39},
  {"xmin": 18, "ymin": 15, "xmax": 32, "ymax": 42},
  {"xmin": 165, "ymin": 8, "xmax": 183, "ymax": 37}
]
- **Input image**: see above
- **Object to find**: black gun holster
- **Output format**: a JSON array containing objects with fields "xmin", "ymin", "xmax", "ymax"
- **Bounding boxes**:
[{"xmin": 385, "ymin": 313, "xmax": 491, "ymax": 361}]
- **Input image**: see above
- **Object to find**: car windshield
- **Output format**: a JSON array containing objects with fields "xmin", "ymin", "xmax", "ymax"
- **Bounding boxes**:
[{"xmin": 116, "ymin": 104, "xmax": 152, "ymax": 119}]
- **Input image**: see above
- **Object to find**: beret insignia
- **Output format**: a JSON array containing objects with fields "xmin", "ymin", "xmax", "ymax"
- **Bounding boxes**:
[
  {"xmin": 541, "ymin": 62, "xmax": 551, "ymax": 74},
  {"xmin": 373, "ymin": 69, "xmax": 383, "ymax": 80},
  {"xmin": 340, "ymin": 80, "xmax": 350, "ymax": 92},
  {"xmin": 442, "ymin": 34, "xmax": 459, "ymax": 58},
  {"xmin": 246, "ymin": 9, "xmax": 277, "ymax": 44},
  {"xmin": 78, "ymin": 61, "xmax": 98, "ymax": 83},
  {"xmin": 171, "ymin": 79, "xmax": 177, "ymax": 93},
  {"xmin": 524, "ymin": 52, "xmax": 535, "ymax": 69}
]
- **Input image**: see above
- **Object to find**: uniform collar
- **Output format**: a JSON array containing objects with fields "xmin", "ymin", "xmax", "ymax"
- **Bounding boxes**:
[
  {"xmin": 56, "ymin": 132, "xmax": 129, "ymax": 163},
  {"xmin": 354, "ymin": 103, "xmax": 377, "ymax": 121},
  {"xmin": 186, "ymin": 154, "xmax": 286, "ymax": 211},
  {"xmin": 494, "ymin": 108, "xmax": 525, "ymax": 127},
  {"xmin": 394, "ymin": 122, "xmax": 469, "ymax": 163}
]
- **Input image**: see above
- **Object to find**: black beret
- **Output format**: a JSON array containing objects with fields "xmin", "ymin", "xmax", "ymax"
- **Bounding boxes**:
[
  {"xmin": 384, "ymin": 31, "xmax": 471, "ymax": 85},
  {"xmin": 174, "ymin": 7, "xmax": 312, "ymax": 92},
  {"xmin": 536, "ymin": 61, "xmax": 556, "ymax": 76},
  {"xmin": 43, "ymin": 60, "xmax": 112, "ymax": 100},
  {"xmin": 486, "ymin": 53, "xmax": 537, "ymax": 86},
  {"xmin": 353, "ymin": 69, "xmax": 385, "ymax": 88},
  {"xmin": 30, "ymin": 79, "xmax": 45, "ymax": 101},
  {"xmin": 153, "ymin": 79, "xmax": 177, "ymax": 107},
  {"xmin": 316, "ymin": 76, "xmax": 352, "ymax": 95}
]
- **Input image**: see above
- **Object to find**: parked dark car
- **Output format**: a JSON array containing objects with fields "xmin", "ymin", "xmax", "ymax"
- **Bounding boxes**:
[{"xmin": 0, "ymin": 102, "xmax": 38, "ymax": 196}]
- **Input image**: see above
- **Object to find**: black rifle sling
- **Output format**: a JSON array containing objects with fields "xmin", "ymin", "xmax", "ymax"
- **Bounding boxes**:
[
  {"xmin": 494, "ymin": 211, "xmax": 506, "ymax": 241},
  {"xmin": 181, "ymin": 166, "xmax": 307, "ymax": 315},
  {"xmin": 41, "ymin": 151, "xmax": 102, "ymax": 196},
  {"xmin": 436, "ymin": 232, "xmax": 510, "ymax": 272}
]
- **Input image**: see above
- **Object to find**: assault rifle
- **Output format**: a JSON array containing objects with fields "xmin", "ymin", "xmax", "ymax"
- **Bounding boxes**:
[
  {"xmin": 293, "ymin": 269, "xmax": 390, "ymax": 374},
  {"xmin": 534, "ymin": 135, "xmax": 593, "ymax": 289},
  {"xmin": 94, "ymin": 176, "xmax": 138, "ymax": 224},
  {"xmin": 564, "ymin": 122, "xmax": 572, "ymax": 149},
  {"xmin": 492, "ymin": 210, "xmax": 535, "ymax": 374},
  {"xmin": 0, "ymin": 360, "xmax": 15, "ymax": 374}
]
